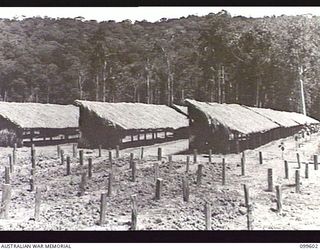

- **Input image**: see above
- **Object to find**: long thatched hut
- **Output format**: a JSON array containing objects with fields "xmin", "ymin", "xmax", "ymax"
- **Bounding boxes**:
[
  {"xmin": 185, "ymin": 99, "xmax": 319, "ymax": 153},
  {"xmin": 0, "ymin": 102, "xmax": 80, "ymax": 146},
  {"xmin": 75, "ymin": 100, "xmax": 189, "ymax": 149}
]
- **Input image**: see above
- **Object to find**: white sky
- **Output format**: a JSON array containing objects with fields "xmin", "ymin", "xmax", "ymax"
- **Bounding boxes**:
[{"xmin": 0, "ymin": 7, "xmax": 320, "ymax": 22}]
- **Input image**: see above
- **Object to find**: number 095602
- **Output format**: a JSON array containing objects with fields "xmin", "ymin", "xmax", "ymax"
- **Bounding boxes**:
[{"xmin": 300, "ymin": 244, "xmax": 318, "ymax": 248}]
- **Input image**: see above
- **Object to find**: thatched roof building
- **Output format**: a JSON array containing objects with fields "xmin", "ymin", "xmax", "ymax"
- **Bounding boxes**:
[
  {"xmin": 0, "ymin": 102, "xmax": 79, "ymax": 146},
  {"xmin": 171, "ymin": 104, "xmax": 188, "ymax": 116},
  {"xmin": 75, "ymin": 100, "xmax": 189, "ymax": 148}
]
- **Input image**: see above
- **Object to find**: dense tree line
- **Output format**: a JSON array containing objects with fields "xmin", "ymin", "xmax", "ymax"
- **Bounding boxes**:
[{"xmin": 1, "ymin": 11, "xmax": 320, "ymax": 118}]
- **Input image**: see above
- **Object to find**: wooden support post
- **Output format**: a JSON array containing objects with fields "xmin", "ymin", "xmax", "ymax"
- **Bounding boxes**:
[
  {"xmin": 72, "ymin": 144, "xmax": 77, "ymax": 158},
  {"xmin": 57, "ymin": 145, "xmax": 61, "ymax": 158},
  {"xmin": 208, "ymin": 149, "xmax": 212, "ymax": 163},
  {"xmin": 60, "ymin": 149, "xmax": 64, "ymax": 165},
  {"xmin": 193, "ymin": 149, "xmax": 197, "ymax": 163},
  {"xmin": 99, "ymin": 193, "xmax": 106, "ymax": 225},
  {"xmin": 241, "ymin": 157, "xmax": 245, "ymax": 176},
  {"xmin": 242, "ymin": 152, "xmax": 246, "ymax": 166},
  {"xmin": 243, "ymin": 184, "xmax": 249, "ymax": 207},
  {"xmin": 107, "ymin": 172, "xmax": 113, "ymax": 197},
  {"xmin": 275, "ymin": 185, "xmax": 282, "ymax": 213},
  {"xmin": 8, "ymin": 154, "xmax": 13, "ymax": 173},
  {"xmin": 222, "ymin": 158, "xmax": 226, "ymax": 185},
  {"xmin": 4, "ymin": 166, "xmax": 10, "ymax": 184},
  {"xmin": 157, "ymin": 148, "xmax": 162, "ymax": 161},
  {"xmin": 131, "ymin": 194, "xmax": 138, "ymax": 231},
  {"xmin": 1, "ymin": 184, "xmax": 11, "ymax": 219},
  {"xmin": 66, "ymin": 156, "xmax": 71, "ymax": 175},
  {"xmin": 154, "ymin": 164, "xmax": 159, "ymax": 182},
  {"xmin": 155, "ymin": 178, "xmax": 163, "ymax": 200},
  {"xmin": 79, "ymin": 150, "xmax": 84, "ymax": 166},
  {"xmin": 247, "ymin": 204, "xmax": 253, "ymax": 230},
  {"xmin": 79, "ymin": 172, "xmax": 87, "ymax": 196},
  {"xmin": 130, "ymin": 153, "xmax": 134, "ymax": 165},
  {"xmin": 305, "ymin": 163, "xmax": 309, "ymax": 179},
  {"xmin": 267, "ymin": 168, "xmax": 273, "ymax": 192},
  {"xmin": 296, "ymin": 153, "xmax": 301, "ymax": 169},
  {"xmin": 116, "ymin": 145, "xmax": 120, "ymax": 158},
  {"xmin": 88, "ymin": 158, "xmax": 93, "ymax": 178},
  {"xmin": 197, "ymin": 164, "xmax": 203, "ymax": 186},
  {"xmin": 259, "ymin": 151, "xmax": 263, "ymax": 164},
  {"xmin": 168, "ymin": 155, "xmax": 172, "ymax": 172},
  {"xmin": 131, "ymin": 161, "xmax": 136, "ymax": 182},
  {"xmin": 186, "ymin": 156, "xmax": 190, "ymax": 173},
  {"xmin": 13, "ymin": 143, "xmax": 17, "ymax": 151},
  {"xmin": 98, "ymin": 145, "xmax": 102, "ymax": 157},
  {"xmin": 182, "ymin": 175, "xmax": 189, "ymax": 202},
  {"xmin": 314, "ymin": 155, "xmax": 318, "ymax": 170},
  {"xmin": 12, "ymin": 149, "xmax": 16, "ymax": 166},
  {"xmin": 34, "ymin": 187, "xmax": 41, "ymax": 221},
  {"xmin": 204, "ymin": 201, "xmax": 211, "ymax": 230},
  {"xmin": 140, "ymin": 147, "xmax": 144, "ymax": 160},
  {"xmin": 284, "ymin": 160, "xmax": 289, "ymax": 179},
  {"xmin": 295, "ymin": 170, "xmax": 300, "ymax": 193},
  {"xmin": 108, "ymin": 151, "xmax": 112, "ymax": 164}
]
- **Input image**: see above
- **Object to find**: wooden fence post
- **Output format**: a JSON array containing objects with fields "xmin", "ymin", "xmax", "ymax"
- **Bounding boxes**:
[
  {"xmin": 204, "ymin": 201, "xmax": 211, "ymax": 230},
  {"xmin": 182, "ymin": 175, "xmax": 189, "ymax": 202},
  {"xmin": 284, "ymin": 160, "xmax": 289, "ymax": 179},
  {"xmin": 131, "ymin": 161, "xmax": 136, "ymax": 182},
  {"xmin": 107, "ymin": 172, "xmax": 113, "ymax": 197},
  {"xmin": 157, "ymin": 148, "xmax": 162, "ymax": 161},
  {"xmin": 1, "ymin": 184, "xmax": 11, "ymax": 219},
  {"xmin": 296, "ymin": 153, "xmax": 301, "ymax": 169},
  {"xmin": 34, "ymin": 187, "xmax": 41, "ymax": 221},
  {"xmin": 155, "ymin": 178, "xmax": 163, "ymax": 200},
  {"xmin": 241, "ymin": 157, "xmax": 245, "ymax": 176},
  {"xmin": 314, "ymin": 155, "xmax": 318, "ymax": 170},
  {"xmin": 197, "ymin": 164, "xmax": 203, "ymax": 186},
  {"xmin": 60, "ymin": 149, "xmax": 64, "ymax": 165},
  {"xmin": 66, "ymin": 156, "xmax": 71, "ymax": 175},
  {"xmin": 242, "ymin": 152, "xmax": 246, "ymax": 166},
  {"xmin": 79, "ymin": 150, "xmax": 84, "ymax": 166},
  {"xmin": 72, "ymin": 144, "xmax": 77, "ymax": 158},
  {"xmin": 222, "ymin": 158, "xmax": 226, "ymax": 185},
  {"xmin": 208, "ymin": 149, "xmax": 212, "ymax": 163},
  {"xmin": 154, "ymin": 164, "xmax": 159, "ymax": 182},
  {"xmin": 186, "ymin": 156, "xmax": 190, "ymax": 173},
  {"xmin": 8, "ymin": 155, "xmax": 13, "ymax": 173},
  {"xmin": 259, "ymin": 151, "xmax": 263, "ymax": 164},
  {"xmin": 140, "ymin": 147, "xmax": 144, "ymax": 160},
  {"xmin": 131, "ymin": 194, "xmax": 138, "ymax": 231},
  {"xmin": 305, "ymin": 163, "xmax": 309, "ymax": 179},
  {"xmin": 98, "ymin": 145, "xmax": 102, "ymax": 157},
  {"xmin": 168, "ymin": 155, "xmax": 172, "ymax": 172},
  {"xmin": 275, "ymin": 185, "xmax": 282, "ymax": 213},
  {"xmin": 193, "ymin": 149, "xmax": 198, "ymax": 163},
  {"xmin": 88, "ymin": 158, "xmax": 93, "ymax": 178},
  {"xmin": 267, "ymin": 168, "xmax": 273, "ymax": 192},
  {"xmin": 243, "ymin": 184, "xmax": 249, "ymax": 208},
  {"xmin": 4, "ymin": 166, "xmax": 10, "ymax": 184},
  {"xmin": 295, "ymin": 170, "xmax": 300, "ymax": 193},
  {"xmin": 57, "ymin": 145, "xmax": 61, "ymax": 158},
  {"xmin": 130, "ymin": 153, "xmax": 134, "ymax": 166},
  {"xmin": 116, "ymin": 145, "xmax": 120, "ymax": 158},
  {"xmin": 247, "ymin": 204, "xmax": 253, "ymax": 230},
  {"xmin": 12, "ymin": 149, "xmax": 16, "ymax": 166},
  {"xmin": 99, "ymin": 193, "xmax": 106, "ymax": 225},
  {"xmin": 79, "ymin": 172, "xmax": 87, "ymax": 196}
]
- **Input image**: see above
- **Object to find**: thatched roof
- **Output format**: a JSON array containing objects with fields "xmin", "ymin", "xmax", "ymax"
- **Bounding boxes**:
[
  {"xmin": 0, "ymin": 102, "xmax": 79, "ymax": 129},
  {"xmin": 287, "ymin": 112, "xmax": 319, "ymax": 125},
  {"xmin": 171, "ymin": 104, "xmax": 188, "ymax": 116},
  {"xmin": 185, "ymin": 99, "xmax": 280, "ymax": 134},
  {"xmin": 75, "ymin": 100, "xmax": 189, "ymax": 130}
]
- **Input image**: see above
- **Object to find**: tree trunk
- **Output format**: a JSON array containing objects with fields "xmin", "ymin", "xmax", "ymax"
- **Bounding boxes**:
[
  {"xmin": 102, "ymin": 61, "xmax": 107, "ymax": 102},
  {"xmin": 78, "ymin": 72, "xmax": 83, "ymax": 100},
  {"xmin": 95, "ymin": 74, "xmax": 99, "ymax": 101},
  {"xmin": 299, "ymin": 65, "xmax": 307, "ymax": 115},
  {"xmin": 221, "ymin": 65, "xmax": 225, "ymax": 103},
  {"xmin": 146, "ymin": 74, "xmax": 150, "ymax": 104}
]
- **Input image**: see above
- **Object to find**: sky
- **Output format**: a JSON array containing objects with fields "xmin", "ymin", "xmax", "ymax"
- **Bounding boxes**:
[{"xmin": 0, "ymin": 7, "xmax": 319, "ymax": 22}]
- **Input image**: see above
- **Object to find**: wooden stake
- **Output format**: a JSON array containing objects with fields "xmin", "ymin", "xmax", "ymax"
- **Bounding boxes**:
[
  {"xmin": 140, "ymin": 147, "xmax": 144, "ymax": 160},
  {"xmin": 8, "ymin": 154, "xmax": 13, "ymax": 173},
  {"xmin": 130, "ymin": 153, "xmax": 134, "ymax": 166},
  {"xmin": 168, "ymin": 155, "xmax": 173, "ymax": 172},
  {"xmin": 241, "ymin": 157, "xmax": 245, "ymax": 176},
  {"xmin": 107, "ymin": 172, "xmax": 113, "ymax": 197},
  {"xmin": 72, "ymin": 144, "xmax": 77, "ymax": 158},
  {"xmin": 208, "ymin": 149, "xmax": 212, "ymax": 163},
  {"xmin": 57, "ymin": 145, "xmax": 61, "ymax": 158},
  {"xmin": 296, "ymin": 153, "xmax": 301, "ymax": 169},
  {"xmin": 197, "ymin": 164, "xmax": 203, "ymax": 186},
  {"xmin": 242, "ymin": 152, "xmax": 246, "ymax": 166},
  {"xmin": 60, "ymin": 149, "xmax": 64, "ymax": 165},
  {"xmin": 243, "ymin": 184, "xmax": 249, "ymax": 207},
  {"xmin": 305, "ymin": 163, "xmax": 309, "ymax": 179},
  {"xmin": 284, "ymin": 160, "xmax": 289, "ymax": 179},
  {"xmin": 98, "ymin": 145, "xmax": 102, "ymax": 157},
  {"xmin": 108, "ymin": 151, "xmax": 112, "ymax": 164},
  {"xmin": 259, "ymin": 151, "xmax": 263, "ymax": 164},
  {"xmin": 88, "ymin": 158, "xmax": 93, "ymax": 178},
  {"xmin": 222, "ymin": 158, "xmax": 226, "ymax": 185},
  {"xmin": 193, "ymin": 149, "xmax": 197, "ymax": 163},
  {"xmin": 157, "ymin": 148, "xmax": 162, "ymax": 161},
  {"xmin": 247, "ymin": 204, "xmax": 253, "ymax": 230},
  {"xmin": 155, "ymin": 178, "xmax": 163, "ymax": 200},
  {"xmin": 66, "ymin": 156, "xmax": 71, "ymax": 175},
  {"xmin": 275, "ymin": 185, "xmax": 282, "ymax": 213},
  {"xmin": 131, "ymin": 161, "xmax": 136, "ymax": 182},
  {"xmin": 204, "ymin": 201, "xmax": 211, "ymax": 230},
  {"xmin": 186, "ymin": 156, "xmax": 190, "ymax": 173},
  {"xmin": 79, "ymin": 150, "xmax": 84, "ymax": 166},
  {"xmin": 34, "ymin": 187, "xmax": 41, "ymax": 221},
  {"xmin": 267, "ymin": 168, "xmax": 273, "ymax": 192},
  {"xmin": 131, "ymin": 194, "xmax": 138, "ymax": 230},
  {"xmin": 314, "ymin": 155, "xmax": 318, "ymax": 170},
  {"xmin": 116, "ymin": 145, "xmax": 120, "ymax": 158},
  {"xmin": 12, "ymin": 149, "xmax": 16, "ymax": 166},
  {"xmin": 99, "ymin": 193, "xmax": 106, "ymax": 225},
  {"xmin": 182, "ymin": 175, "xmax": 189, "ymax": 202},
  {"xmin": 4, "ymin": 166, "xmax": 10, "ymax": 184},
  {"xmin": 154, "ymin": 164, "xmax": 159, "ymax": 182},
  {"xmin": 1, "ymin": 184, "xmax": 11, "ymax": 219},
  {"xmin": 295, "ymin": 170, "xmax": 300, "ymax": 193},
  {"xmin": 79, "ymin": 172, "xmax": 87, "ymax": 196}
]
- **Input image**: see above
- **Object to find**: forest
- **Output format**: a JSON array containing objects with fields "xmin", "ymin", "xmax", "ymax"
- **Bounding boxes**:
[{"xmin": 1, "ymin": 10, "xmax": 320, "ymax": 118}]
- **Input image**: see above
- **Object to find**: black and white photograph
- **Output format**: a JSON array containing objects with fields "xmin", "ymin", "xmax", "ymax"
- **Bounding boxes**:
[{"xmin": 0, "ymin": 6, "xmax": 319, "ymax": 239}]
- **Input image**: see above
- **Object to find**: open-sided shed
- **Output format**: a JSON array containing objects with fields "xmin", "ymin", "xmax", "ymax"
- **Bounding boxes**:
[
  {"xmin": 75, "ymin": 100, "xmax": 189, "ymax": 149},
  {"xmin": 0, "ymin": 102, "xmax": 80, "ymax": 146}
]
